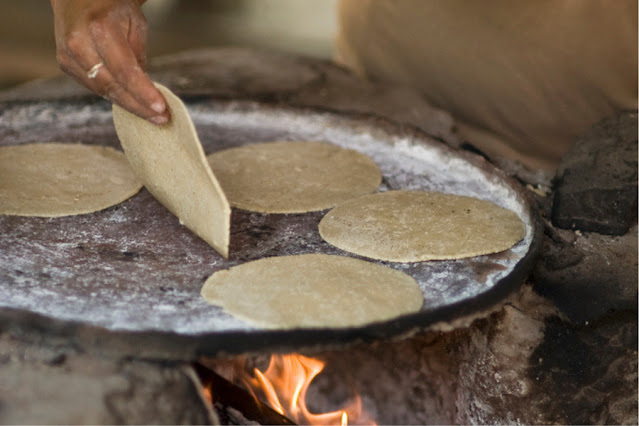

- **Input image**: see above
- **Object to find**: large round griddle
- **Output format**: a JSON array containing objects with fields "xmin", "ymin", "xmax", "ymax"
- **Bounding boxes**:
[{"xmin": 0, "ymin": 98, "xmax": 539, "ymax": 360}]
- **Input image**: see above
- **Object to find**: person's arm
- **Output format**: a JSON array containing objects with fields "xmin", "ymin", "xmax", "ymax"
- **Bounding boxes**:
[{"xmin": 50, "ymin": 0, "xmax": 169, "ymax": 124}]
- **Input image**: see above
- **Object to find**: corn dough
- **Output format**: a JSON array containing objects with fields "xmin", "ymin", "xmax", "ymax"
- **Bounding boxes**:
[
  {"xmin": 0, "ymin": 143, "xmax": 142, "ymax": 217},
  {"xmin": 319, "ymin": 190, "xmax": 526, "ymax": 262},
  {"xmin": 201, "ymin": 253, "xmax": 423, "ymax": 329},
  {"xmin": 113, "ymin": 83, "xmax": 231, "ymax": 258},
  {"xmin": 206, "ymin": 141, "xmax": 381, "ymax": 213}
]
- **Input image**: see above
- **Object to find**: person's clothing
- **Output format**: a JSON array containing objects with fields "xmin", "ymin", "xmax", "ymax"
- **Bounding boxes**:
[{"xmin": 335, "ymin": 0, "xmax": 638, "ymax": 171}]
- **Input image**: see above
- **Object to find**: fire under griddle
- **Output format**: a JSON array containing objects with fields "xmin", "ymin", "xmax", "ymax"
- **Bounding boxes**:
[{"xmin": 0, "ymin": 98, "xmax": 540, "ymax": 360}]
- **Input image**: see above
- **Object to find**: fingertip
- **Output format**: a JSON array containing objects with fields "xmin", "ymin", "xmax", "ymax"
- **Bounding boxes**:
[
  {"xmin": 146, "ymin": 83, "xmax": 167, "ymax": 114},
  {"xmin": 150, "ymin": 101, "xmax": 165, "ymax": 114},
  {"xmin": 149, "ymin": 115, "xmax": 168, "ymax": 125}
]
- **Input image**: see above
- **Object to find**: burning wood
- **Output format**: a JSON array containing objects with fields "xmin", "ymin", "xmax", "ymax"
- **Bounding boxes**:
[
  {"xmin": 201, "ymin": 354, "xmax": 376, "ymax": 425},
  {"xmin": 195, "ymin": 363, "xmax": 295, "ymax": 425}
]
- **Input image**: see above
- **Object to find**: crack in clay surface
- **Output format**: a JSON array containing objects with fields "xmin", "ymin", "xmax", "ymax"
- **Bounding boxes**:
[{"xmin": 0, "ymin": 100, "xmax": 533, "ymax": 334}]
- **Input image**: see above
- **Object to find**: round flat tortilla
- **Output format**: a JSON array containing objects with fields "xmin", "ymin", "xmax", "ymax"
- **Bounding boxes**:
[
  {"xmin": 113, "ymin": 83, "xmax": 231, "ymax": 258},
  {"xmin": 201, "ymin": 253, "xmax": 423, "ymax": 329},
  {"xmin": 206, "ymin": 141, "xmax": 382, "ymax": 213},
  {"xmin": 0, "ymin": 143, "xmax": 142, "ymax": 217},
  {"xmin": 318, "ymin": 190, "xmax": 526, "ymax": 262}
]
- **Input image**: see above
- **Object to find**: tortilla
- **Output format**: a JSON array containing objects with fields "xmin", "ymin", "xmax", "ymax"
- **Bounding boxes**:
[
  {"xmin": 318, "ymin": 190, "xmax": 526, "ymax": 262},
  {"xmin": 201, "ymin": 253, "xmax": 423, "ymax": 329},
  {"xmin": 206, "ymin": 141, "xmax": 381, "ymax": 213},
  {"xmin": 0, "ymin": 143, "xmax": 142, "ymax": 217},
  {"xmin": 112, "ymin": 83, "xmax": 231, "ymax": 258}
]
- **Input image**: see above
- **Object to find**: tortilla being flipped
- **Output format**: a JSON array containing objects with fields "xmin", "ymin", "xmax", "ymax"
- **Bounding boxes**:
[
  {"xmin": 0, "ymin": 143, "xmax": 142, "ymax": 217},
  {"xmin": 319, "ymin": 190, "xmax": 526, "ymax": 262},
  {"xmin": 112, "ymin": 83, "xmax": 231, "ymax": 258},
  {"xmin": 207, "ymin": 141, "xmax": 381, "ymax": 213},
  {"xmin": 201, "ymin": 253, "xmax": 423, "ymax": 329}
]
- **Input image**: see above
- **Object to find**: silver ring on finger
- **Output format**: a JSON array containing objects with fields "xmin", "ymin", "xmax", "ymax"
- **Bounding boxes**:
[{"xmin": 87, "ymin": 61, "xmax": 105, "ymax": 79}]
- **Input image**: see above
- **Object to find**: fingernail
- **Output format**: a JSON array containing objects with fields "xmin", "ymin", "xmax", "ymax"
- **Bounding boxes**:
[
  {"xmin": 149, "ymin": 116, "xmax": 168, "ymax": 125},
  {"xmin": 151, "ymin": 101, "xmax": 165, "ymax": 114}
]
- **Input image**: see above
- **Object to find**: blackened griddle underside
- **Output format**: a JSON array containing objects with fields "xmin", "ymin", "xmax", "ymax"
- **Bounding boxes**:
[{"xmin": 0, "ymin": 99, "xmax": 539, "ymax": 360}]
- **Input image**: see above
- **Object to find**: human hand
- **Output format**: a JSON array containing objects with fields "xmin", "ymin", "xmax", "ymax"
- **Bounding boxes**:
[{"xmin": 51, "ymin": 0, "xmax": 169, "ymax": 124}]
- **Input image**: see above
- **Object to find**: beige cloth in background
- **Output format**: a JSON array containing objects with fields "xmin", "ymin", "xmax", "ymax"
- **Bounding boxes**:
[{"xmin": 335, "ymin": 0, "xmax": 638, "ymax": 171}]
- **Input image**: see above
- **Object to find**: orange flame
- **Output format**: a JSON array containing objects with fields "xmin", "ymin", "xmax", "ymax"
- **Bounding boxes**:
[{"xmin": 239, "ymin": 354, "xmax": 375, "ymax": 426}]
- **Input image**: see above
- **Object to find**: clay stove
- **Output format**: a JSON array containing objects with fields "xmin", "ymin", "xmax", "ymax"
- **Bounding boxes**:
[{"xmin": 0, "ymin": 89, "xmax": 539, "ymax": 424}]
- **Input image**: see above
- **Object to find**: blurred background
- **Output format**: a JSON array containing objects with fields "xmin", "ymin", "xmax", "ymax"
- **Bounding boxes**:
[{"xmin": 0, "ymin": 0, "xmax": 337, "ymax": 89}]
